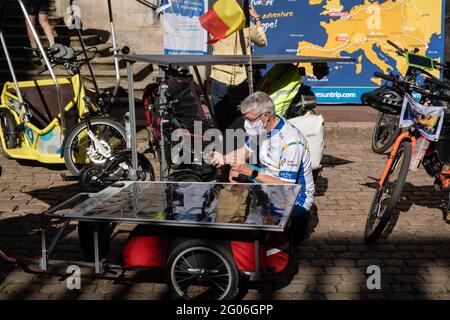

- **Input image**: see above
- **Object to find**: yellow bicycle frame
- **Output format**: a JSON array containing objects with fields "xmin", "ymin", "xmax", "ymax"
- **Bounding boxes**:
[{"xmin": 0, "ymin": 74, "xmax": 98, "ymax": 164}]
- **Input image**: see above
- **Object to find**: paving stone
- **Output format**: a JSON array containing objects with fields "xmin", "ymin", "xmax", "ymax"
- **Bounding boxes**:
[{"xmin": 1, "ymin": 133, "xmax": 450, "ymax": 300}]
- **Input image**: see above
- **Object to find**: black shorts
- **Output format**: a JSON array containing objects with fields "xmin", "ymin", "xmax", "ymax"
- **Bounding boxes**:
[{"xmin": 23, "ymin": 0, "xmax": 50, "ymax": 15}]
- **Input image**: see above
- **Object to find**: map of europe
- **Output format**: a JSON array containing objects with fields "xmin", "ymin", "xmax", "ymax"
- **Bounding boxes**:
[{"xmin": 253, "ymin": 0, "xmax": 445, "ymax": 103}]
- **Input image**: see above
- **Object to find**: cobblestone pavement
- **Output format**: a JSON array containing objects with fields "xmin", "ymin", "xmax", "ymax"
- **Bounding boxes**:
[{"xmin": 0, "ymin": 126, "xmax": 449, "ymax": 300}]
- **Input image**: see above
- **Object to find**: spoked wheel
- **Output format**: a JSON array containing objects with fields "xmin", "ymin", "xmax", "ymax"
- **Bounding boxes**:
[
  {"xmin": 372, "ymin": 112, "xmax": 401, "ymax": 154},
  {"xmin": 166, "ymin": 240, "xmax": 239, "ymax": 300},
  {"xmin": 63, "ymin": 117, "xmax": 127, "ymax": 175},
  {"xmin": 168, "ymin": 171, "xmax": 205, "ymax": 182},
  {"xmin": 364, "ymin": 141, "xmax": 412, "ymax": 244}
]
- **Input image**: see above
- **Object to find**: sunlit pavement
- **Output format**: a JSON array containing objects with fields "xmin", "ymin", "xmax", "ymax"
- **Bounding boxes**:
[{"xmin": 0, "ymin": 117, "xmax": 449, "ymax": 300}]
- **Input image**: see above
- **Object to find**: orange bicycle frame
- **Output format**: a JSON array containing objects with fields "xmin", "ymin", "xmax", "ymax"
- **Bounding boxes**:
[{"xmin": 379, "ymin": 131, "xmax": 417, "ymax": 187}]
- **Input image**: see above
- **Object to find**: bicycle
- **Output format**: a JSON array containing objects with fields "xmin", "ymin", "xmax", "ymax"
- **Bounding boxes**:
[
  {"xmin": 0, "ymin": 43, "xmax": 129, "ymax": 176},
  {"xmin": 364, "ymin": 71, "xmax": 450, "ymax": 244},
  {"xmin": 362, "ymin": 40, "xmax": 447, "ymax": 154}
]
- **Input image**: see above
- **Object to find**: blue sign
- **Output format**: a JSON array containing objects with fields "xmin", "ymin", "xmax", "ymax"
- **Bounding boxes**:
[{"xmin": 253, "ymin": 0, "xmax": 446, "ymax": 104}]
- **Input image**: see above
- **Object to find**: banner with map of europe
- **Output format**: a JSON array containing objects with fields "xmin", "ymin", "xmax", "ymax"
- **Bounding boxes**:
[{"xmin": 252, "ymin": 0, "xmax": 446, "ymax": 104}]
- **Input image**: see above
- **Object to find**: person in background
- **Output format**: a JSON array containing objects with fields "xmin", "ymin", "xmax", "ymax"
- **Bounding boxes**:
[
  {"xmin": 211, "ymin": 4, "xmax": 267, "ymax": 131},
  {"xmin": 23, "ymin": 0, "xmax": 55, "ymax": 56}
]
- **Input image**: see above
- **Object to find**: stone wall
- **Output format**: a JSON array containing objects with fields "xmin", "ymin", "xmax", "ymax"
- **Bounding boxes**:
[
  {"xmin": 55, "ymin": 0, "xmax": 163, "ymax": 54},
  {"xmin": 55, "ymin": 0, "xmax": 449, "ymax": 59}
]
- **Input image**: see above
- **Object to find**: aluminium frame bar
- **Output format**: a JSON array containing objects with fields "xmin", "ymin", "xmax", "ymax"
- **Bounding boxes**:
[{"xmin": 17, "ymin": 0, "xmax": 66, "ymax": 134}]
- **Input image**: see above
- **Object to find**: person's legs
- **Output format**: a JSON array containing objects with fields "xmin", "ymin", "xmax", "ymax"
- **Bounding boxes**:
[
  {"xmin": 38, "ymin": 13, "xmax": 55, "ymax": 47},
  {"xmin": 25, "ymin": 15, "xmax": 38, "ymax": 49},
  {"xmin": 287, "ymin": 205, "xmax": 311, "ymax": 247},
  {"xmin": 211, "ymin": 79, "xmax": 230, "ymax": 131}
]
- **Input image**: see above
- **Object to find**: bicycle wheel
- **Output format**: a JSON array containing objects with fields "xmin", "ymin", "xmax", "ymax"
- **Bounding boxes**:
[
  {"xmin": 166, "ymin": 240, "xmax": 239, "ymax": 300},
  {"xmin": 372, "ymin": 112, "xmax": 401, "ymax": 154},
  {"xmin": 63, "ymin": 117, "xmax": 126, "ymax": 175},
  {"xmin": 0, "ymin": 109, "xmax": 18, "ymax": 156},
  {"xmin": 364, "ymin": 141, "xmax": 412, "ymax": 244}
]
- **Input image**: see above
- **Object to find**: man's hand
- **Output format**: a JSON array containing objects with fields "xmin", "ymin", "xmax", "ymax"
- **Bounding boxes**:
[
  {"xmin": 249, "ymin": 5, "xmax": 259, "ymax": 19},
  {"xmin": 229, "ymin": 164, "xmax": 253, "ymax": 182},
  {"xmin": 210, "ymin": 151, "xmax": 225, "ymax": 167}
]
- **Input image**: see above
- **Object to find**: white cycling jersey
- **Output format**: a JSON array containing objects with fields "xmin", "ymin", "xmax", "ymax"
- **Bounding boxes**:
[{"xmin": 245, "ymin": 116, "xmax": 315, "ymax": 211}]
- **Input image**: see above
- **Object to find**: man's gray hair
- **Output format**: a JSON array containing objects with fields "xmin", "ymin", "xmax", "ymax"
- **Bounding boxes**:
[{"xmin": 239, "ymin": 91, "xmax": 276, "ymax": 117}]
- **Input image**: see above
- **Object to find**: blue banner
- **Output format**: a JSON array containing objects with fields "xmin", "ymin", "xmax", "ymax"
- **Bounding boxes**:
[
  {"xmin": 252, "ymin": 0, "xmax": 446, "ymax": 104},
  {"xmin": 163, "ymin": 0, "xmax": 207, "ymax": 55}
]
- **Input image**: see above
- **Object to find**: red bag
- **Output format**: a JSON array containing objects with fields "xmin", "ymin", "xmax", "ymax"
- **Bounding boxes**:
[
  {"xmin": 230, "ymin": 235, "xmax": 290, "ymax": 274},
  {"xmin": 122, "ymin": 226, "xmax": 168, "ymax": 269}
]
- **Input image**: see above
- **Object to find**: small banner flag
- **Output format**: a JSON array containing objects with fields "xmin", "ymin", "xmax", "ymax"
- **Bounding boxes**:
[{"xmin": 199, "ymin": 0, "xmax": 247, "ymax": 44}]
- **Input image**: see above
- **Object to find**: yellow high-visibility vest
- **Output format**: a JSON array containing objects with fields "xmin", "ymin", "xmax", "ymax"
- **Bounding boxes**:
[{"xmin": 257, "ymin": 64, "xmax": 303, "ymax": 117}]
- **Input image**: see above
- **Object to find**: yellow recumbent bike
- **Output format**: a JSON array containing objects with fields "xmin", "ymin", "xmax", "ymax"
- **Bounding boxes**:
[{"xmin": 0, "ymin": 43, "xmax": 127, "ymax": 176}]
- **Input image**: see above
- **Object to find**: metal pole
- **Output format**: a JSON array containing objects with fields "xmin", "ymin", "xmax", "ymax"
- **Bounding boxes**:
[
  {"xmin": 0, "ymin": 33, "xmax": 24, "ymax": 103},
  {"xmin": 247, "ymin": 38, "xmax": 254, "ymax": 94},
  {"xmin": 254, "ymin": 239, "xmax": 260, "ymax": 279},
  {"xmin": 159, "ymin": 74, "xmax": 169, "ymax": 181},
  {"xmin": 40, "ymin": 222, "xmax": 47, "ymax": 271},
  {"xmin": 47, "ymin": 220, "xmax": 70, "ymax": 259},
  {"xmin": 93, "ymin": 225, "xmax": 100, "ymax": 274},
  {"xmin": 107, "ymin": 0, "xmax": 121, "ymax": 102},
  {"xmin": 17, "ymin": 0, "xmax": 66, "ymax": 135},
  {"xmin": 126, "ymin": 61, "xmax": 138, "ymax": 171}
]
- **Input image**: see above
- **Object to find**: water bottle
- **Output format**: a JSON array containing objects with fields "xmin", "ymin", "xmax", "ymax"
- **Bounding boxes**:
[{"xmin": 410, "ymin": 137, "xmax": 430, "ymax": 172}]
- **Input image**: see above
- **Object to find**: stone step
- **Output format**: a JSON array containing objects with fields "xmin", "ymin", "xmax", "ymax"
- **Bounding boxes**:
[
  {"xmin": 1, "ymin": 23, "xmax": 100, "ymax": 38},
  {"xmin": 0, "ymin": 62, "xmax": 153, "ymax": 83},
  {"xmin": 3, "ymin": 15, "xmax": 65, "ymax": 27},
  {"xmin": 0, "ymin": 43, "xmax": 114, "ymax": 59},
  {"xmin": 2, "ymin": 33, "xmax": 100, "ymax": 47}
]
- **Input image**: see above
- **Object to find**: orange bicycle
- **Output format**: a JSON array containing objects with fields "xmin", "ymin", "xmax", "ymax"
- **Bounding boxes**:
[{"xmin": 364, "ymin": 71, "xmax": 450, "ymax": 244}]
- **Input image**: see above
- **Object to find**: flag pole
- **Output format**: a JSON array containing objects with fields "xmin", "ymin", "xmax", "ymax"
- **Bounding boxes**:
[
  {"xmin": 245, "ymin": 0, "xmax": 254, "ymax": 94},
  {"xmin": 247, "ymin": 34, "xmax": 254, "ymax": 94}
]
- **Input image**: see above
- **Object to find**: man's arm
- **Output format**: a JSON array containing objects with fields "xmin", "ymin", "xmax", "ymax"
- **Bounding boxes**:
[
  {"xmin": 249, "ymin": 5, "xmax": 267, "ymax": 47},
  {"xmin": 230, "ymin": 164, "xmax": 293, "ymax": 184}
]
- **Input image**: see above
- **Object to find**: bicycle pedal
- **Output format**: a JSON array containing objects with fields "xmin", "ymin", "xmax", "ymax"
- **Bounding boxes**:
[{"xmin": 60, "ymin": 173, "xmax": 80, "ymax": 182}]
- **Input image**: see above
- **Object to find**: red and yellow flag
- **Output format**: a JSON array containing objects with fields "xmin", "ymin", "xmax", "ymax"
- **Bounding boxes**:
[{"xmin": 199, "ymin": 0, "xmax": 247, "ymax": 44}]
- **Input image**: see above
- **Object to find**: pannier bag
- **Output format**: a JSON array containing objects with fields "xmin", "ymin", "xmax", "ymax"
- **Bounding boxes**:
[
  {"xmin": 230, "ymin": 234, "xmax": 290, "ymax": 275},
  {"xmin": 257, "ymin": 64, "xmax": 303, "ymax": 118},
  {"xmin": 122, "ymin": 225, "xmax": 168, "ymax": 269},
  {"xmin": 287, "ymin": 115, "xmax": 325, "ymax": 170}
]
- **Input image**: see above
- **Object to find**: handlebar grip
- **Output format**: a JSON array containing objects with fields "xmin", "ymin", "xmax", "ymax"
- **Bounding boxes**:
[
  {"xmin": 386, "ymin": 40, "xmax": 404, "ymax": 53},
  {"xmin": 424, "ymin": 77, "xmax": 450, "ymax": 91},
  {"xmin": 373, "ymin": 71, "xmax": 396, "ymax": 82}
]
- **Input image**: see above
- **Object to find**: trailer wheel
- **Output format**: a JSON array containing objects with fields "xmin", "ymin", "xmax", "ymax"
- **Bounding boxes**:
[{"xmin": 166, "ymin": 240, "xmax": 239, "ymax": 300}]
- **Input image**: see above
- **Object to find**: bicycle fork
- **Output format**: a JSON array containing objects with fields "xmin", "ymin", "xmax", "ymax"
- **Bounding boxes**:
[{"xmin": 84, "ymin": 117, "xmax": 112, "ymax": 159}]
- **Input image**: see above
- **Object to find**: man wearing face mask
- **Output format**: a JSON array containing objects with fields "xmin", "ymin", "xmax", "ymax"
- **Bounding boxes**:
[{"xmin": 211, "ymin": 92, "xmax": 315, "ymax": 243}]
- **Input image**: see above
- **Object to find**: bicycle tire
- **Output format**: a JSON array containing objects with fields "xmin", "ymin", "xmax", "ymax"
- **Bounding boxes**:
[
  {"xmin": 166, "ymin": 239, "xmax": 239, "ymax": 300},
  {"xmin": 63, "ymin": 117, "xmax": 126, "ymax": 175},
  {"xmin": 372, "ymin": 112, "xmax": 401, "ymax": 154},
  {"xmin": 0, "ymin": 109, "xmax": 18, "ymax": 154},
  {"xmin": 364, "ymin": 141, "xmax": 412, "ymax": 243}
]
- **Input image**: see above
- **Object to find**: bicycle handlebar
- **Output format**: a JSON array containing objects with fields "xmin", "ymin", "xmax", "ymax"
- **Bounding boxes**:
[
  {"xmin": 373, "ymin": 71, "xmax": 439, "ymax": 98},
  {"xmin": 373, "ymin": 71, "xmax": 398, "ymax": 82},
  {"xmin": 386, "ymin": 40, "xmax": 407, "ymax": 55}
]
